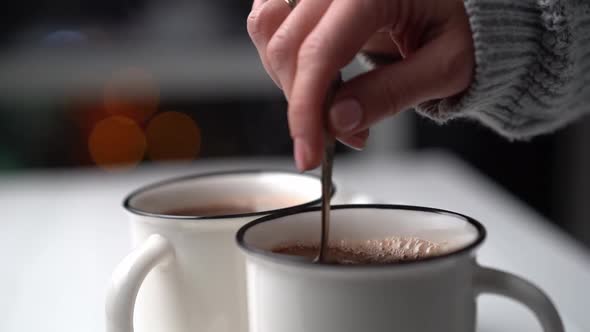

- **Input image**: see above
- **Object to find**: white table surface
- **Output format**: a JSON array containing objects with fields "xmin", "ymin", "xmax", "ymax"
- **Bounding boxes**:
[{"xmin": 1, "ymin": 151, "xmax": 588, "ymax": 332}]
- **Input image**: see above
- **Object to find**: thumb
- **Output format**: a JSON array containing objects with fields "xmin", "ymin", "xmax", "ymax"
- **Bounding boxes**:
[{"xmin": 329, "ymin": 32, "xmax": 473, "ymax": 136}]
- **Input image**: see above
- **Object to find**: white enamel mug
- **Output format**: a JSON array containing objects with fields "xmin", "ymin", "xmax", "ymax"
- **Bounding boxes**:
[
  {"xmin": 106, "ymin": 170, "xmax": 329, "ymax": 332},
  {"xmin": 237, "ymin": 205, "xmax": 564, "ymax": 332}
]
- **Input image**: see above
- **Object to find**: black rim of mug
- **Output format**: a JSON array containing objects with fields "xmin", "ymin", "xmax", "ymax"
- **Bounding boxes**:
[
  {"xmin": 123, "ymin": 169, "xmax": 334, "ymax": 220},
  {"xmin": 236, "ymin": 204, "xmax": 487, "ymax": 268}
]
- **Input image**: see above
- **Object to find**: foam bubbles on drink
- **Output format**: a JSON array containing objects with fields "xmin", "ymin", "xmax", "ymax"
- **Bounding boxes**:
[{"xmin": 273, "ymin": 237, "xmax": 446, "ymax": 265}]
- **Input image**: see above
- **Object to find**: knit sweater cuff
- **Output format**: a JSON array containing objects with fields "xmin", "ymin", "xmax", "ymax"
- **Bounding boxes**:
[
  {"xmin": 419, "ymin": 0, "xmax": 553, "ymax": 139},
  {"xmin": 359, "ymin": 0, "xmax": 577, "ymax": 139}
]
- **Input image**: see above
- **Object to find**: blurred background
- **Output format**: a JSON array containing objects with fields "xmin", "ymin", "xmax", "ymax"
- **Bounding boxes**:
[{"xmin": 1, "ymin": 1, "xmax": 589, "ymax": 249}]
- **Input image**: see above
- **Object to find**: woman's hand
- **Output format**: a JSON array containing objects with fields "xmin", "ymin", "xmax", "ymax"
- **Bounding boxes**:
[{"xmin": 248, "ymin": 0, "xmax": 474, "ymax": 171}]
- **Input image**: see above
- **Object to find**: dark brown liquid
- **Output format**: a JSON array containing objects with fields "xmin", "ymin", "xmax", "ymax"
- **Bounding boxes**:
[
  {"xmin": 163, "ymin": 196, "xmax": 305, "ymax": 217},
  {"xmin": 272, "ymin": 237, "xmax": 445, "ymax": 265},
  {"xmin": 164, "ymin": 204, "xmax": 257, "ymax": 217}
]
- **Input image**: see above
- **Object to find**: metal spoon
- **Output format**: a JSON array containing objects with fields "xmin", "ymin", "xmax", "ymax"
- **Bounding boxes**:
[
  {"xmin": 315, "ymin": 75, "xmax": 341, "ymax": 263},
  {"xmin": 285, "ymin": 0, "xmax": 341, "ymax": 263}
]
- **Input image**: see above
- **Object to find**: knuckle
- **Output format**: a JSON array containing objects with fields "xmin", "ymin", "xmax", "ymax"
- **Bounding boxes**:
[
  {"xmin": 266, "ymin": 29, "xmax": 292, "ymax": 71},
  {"xmin": 298, "ymin": 34, "xmax": 326, "ymax": 66},
  {"xmin": 246, "ymin": 10, "xmax": 264, "ymax": 40}
]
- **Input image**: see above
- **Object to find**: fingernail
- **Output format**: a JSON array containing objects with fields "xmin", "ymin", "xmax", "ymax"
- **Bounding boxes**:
[
  {"xmin": 294, "ymin": 139, "xmax": 311, "ymax": 171},
  {"xmin": 330, "ymin": 99, "xmax": 362, "ymax": 133}
]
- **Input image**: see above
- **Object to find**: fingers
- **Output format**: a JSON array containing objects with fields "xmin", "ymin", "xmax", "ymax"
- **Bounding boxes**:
[
  {"xmin": 247, "ymin": 0, "xmax": 291, "ymax": 88},
  {"xmin": 265, "ymin": 0, "xmax": 333, "ymax": 97},
  {"xmin": 329, "ymin": 25, "xmax": 474, "ymax": 136},
  {"xmin": 252, "ymin": 0, "xmax": 265, "ymax": 10},
  {"xmin": 289, "ymin": 0, "xmax": 394, "ymax": 170},
  {"xmin": 338, "ymin": 129, "xmax": 370, "ymax": 151}
]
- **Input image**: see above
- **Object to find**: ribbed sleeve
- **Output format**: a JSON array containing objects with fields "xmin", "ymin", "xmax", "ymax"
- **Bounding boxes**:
[{"xmin": 361, "ymin": 0, "xmax": 590, "ymax": 139}]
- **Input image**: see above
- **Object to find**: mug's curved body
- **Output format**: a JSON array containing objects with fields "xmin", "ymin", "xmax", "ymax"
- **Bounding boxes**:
[
  {"xmin": 237, "ymin": 205, "xmax": 564, "ymax": 332},
  {"xmin": 246, "ymin": 252, "xmax": 478, "ymax": 331}
]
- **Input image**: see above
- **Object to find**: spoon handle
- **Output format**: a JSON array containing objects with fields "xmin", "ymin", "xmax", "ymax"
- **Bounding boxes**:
[{"xmin": 318, "ymin": 74, "xmax": 342, "ymax": 263}]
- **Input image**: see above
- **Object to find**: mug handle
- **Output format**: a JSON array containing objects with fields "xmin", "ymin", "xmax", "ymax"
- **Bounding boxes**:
[
  {"xmin": 474, "ymin": 265, "xmax": 564, "ymax": 332},
  {"xmin": 105, "ymin": 234, "xmax": 175, "ymax": 332}
]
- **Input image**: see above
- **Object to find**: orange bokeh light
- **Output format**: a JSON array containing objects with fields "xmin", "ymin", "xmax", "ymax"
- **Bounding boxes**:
[
  {"xmin": 146, "ymin": 111, "xmax": 201, "ymax": 162},
  {"xmin": 103, "ymin": 67, "xmax": 159, "ymax": 123},
  {"xmin": 88, "ymin": 116, "xmax": 146, "ymax": 170}
]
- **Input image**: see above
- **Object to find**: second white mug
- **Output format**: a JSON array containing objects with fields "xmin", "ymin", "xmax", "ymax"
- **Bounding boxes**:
[
  {"xmin": 237, "ymin": 205, "xmax": 565, "ymax": 332},
  {"xmin": 106, "ymin": 170, "xmax": 329, "ymax": 332}
]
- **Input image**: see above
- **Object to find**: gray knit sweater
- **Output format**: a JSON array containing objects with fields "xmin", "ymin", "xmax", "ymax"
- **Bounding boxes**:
[{"xmin": 360, "ymin": 0, "xmax": 590, "ymax": 139}]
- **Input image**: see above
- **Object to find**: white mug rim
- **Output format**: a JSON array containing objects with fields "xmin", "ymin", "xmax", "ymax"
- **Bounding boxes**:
[
  {"xmin": 236, "ymin": 204, "xmax": 487, "ymax": 269},
  {"xmin": 123, "ymin": 169, "xmax": 334, "ymax": 220}
]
